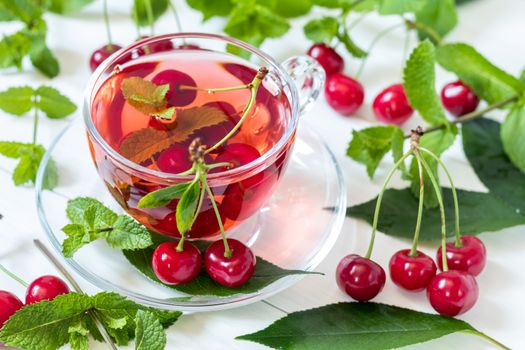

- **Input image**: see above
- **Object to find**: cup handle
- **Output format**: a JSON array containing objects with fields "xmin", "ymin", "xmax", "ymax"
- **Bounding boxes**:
[{"xmin": 281, "ymin": 55, "xmax": 326, "ymax": 114}]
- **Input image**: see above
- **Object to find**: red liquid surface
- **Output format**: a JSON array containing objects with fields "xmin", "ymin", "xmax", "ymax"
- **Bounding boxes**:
[{"xmin": 89, "ymin": 50, "xmax": 293, "ymax": 239}]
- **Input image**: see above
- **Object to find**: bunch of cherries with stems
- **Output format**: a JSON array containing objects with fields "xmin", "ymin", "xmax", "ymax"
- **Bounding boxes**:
[
  {"xmin": 0, "ymin": 264, "xmax": 70, "ymax": 328},
  {"xmin": 336, "ymin": 127, "xmax": 487, "ymax": 317},
  {"xmin": 147, "ymin": 67, "xmax": 269, "ymax": 288},
  {"xmin": 307, "ymin": 20, "xmax": 480, "ymax": 123}
]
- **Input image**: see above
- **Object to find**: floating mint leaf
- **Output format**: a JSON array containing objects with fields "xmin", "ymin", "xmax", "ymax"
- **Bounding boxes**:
[
  {"xmin": 121, "ymin": 77, "xmax": 174, "ymax": 120},
  {"xmin": 415, "ymin": 0, "xmax": 457, "ymax": 42},
  {"xmin": 0, "ymin": 86, "xmax": 34, "ymax": 116},
  {"xmin": 237, "ymin": 302, "xmax": 505, "ymax": 350},
  {"xmin": 138, "ymin": 182, "xmax": 192, "ymax": 208},
  {"xmin": 134, "ymin": 310, "xmax": 166, "ymax": 350},
  {"xmin": 35, "ymin": 86, "xmax": 77, "ymax": 118},
  {"xmin": 303, "ymin": 17, "xmax": 339, "ymax": 44}
]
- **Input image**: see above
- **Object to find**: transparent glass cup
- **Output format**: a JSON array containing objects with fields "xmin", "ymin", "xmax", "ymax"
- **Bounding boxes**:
[{"xmin": 83, "ymin": 33, "xmax": 325, "ymax": 240}]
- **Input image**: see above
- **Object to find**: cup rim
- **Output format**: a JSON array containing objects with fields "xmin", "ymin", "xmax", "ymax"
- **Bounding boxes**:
[{"xmin": 83, "ymin": 32, "xmax": 300, "ymax": 183}]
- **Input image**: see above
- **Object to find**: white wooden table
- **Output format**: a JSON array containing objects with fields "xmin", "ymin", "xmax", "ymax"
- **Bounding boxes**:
[{"xmin": 1, "ymin": 1, "xmax": 524, "ymax": 349}]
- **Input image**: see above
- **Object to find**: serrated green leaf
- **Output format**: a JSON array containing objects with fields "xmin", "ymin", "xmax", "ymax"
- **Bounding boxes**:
[
  {"xmin": 176, "ymin": 180, "xmax": 201, "ymax": 234},
  {"xmin": 379, "ymin": 0, "xmax": 426, "ymax": 14},
  {"xmin": 68, "ymin": 319, "xmax": 89, "ymax": 350},
  {"xmin": 271, "ymin": 0, "xmax": 312, "ymax": 18},
  {"xmin": 436, "ymin": 43, "xmax": 522, "ymax": 104},
  {"xmin": 346, "ymin": 126, "xmax": 405, "ymax": 178},
  {"xmin": 303, "ymin": 17, "xmax": 339, "ymax": 44},
  {"xmin": 186, "ymin": 0, "xmax": 233, "ymax": 20},
  {"xmin": 236, "ymin": 302, "xmax": 492, "ymax": 349},
  {"xmin": 0, "ymin": 86, "xmax": 34, "ymax": 116},
  {"xmin": 132, "ymin": 0, "xmax": 169, "ymax": 27},
  {"xmin": 336, "ymin": 31, "xmax": 366, "ymax": 58},
  {"xmin": 403, "ymin": 40, "xmax": 447, "ymax": 125},
  {"xmin": 134, "ymin": 311, "xmax": 166, "ymax": 350},
  {"xmin": 0, "ymin": 31, "xmax": 32, "ymax": 69},
  {"xmin": 46, "ymin": 0, "xmax": 95, "ymax": 14},
  {"xmin": 0, "ymin": 0, "xmax": 43, "ymax": 25},
  {"xmin": 0, "ymin": 141, "xmax": 27, "ymax": 158},
  {"xmin": 61, "ymin": 223, "xmax": 90, "ymax": 258},
  {"xmin": 500, "ymin": 104, "xmax": 525, "ymax": 175},
  {"xmin": 66, "ymin": 197, "xmax": 118, "ymax": 228},
  {"xmin": 414, "ymin": 0, "xmax": 457, "ymax": 42},
  {"xmin": 138, "ymin": 182, "xmax": 191, "ymax": 208},
  {"xmin": 30, "ymin": 45, "xmax": 60, "ymax": 78},
  {"xmin": 11, "ymin": 144, "xmax": 56, "ymax": 189},
  {"xmin": 35, "ymin": 86, "xmax": 76, "ymax": 119},
  {"xmin": 109, "ymin": 215, "xmax": 153, "ymax": 250}
]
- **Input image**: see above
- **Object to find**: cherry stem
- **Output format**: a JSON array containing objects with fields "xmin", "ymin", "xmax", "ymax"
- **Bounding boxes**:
[
  {"xmin": 416, "ymin": 150, "xmax": 448, "ymax": 271},
  {"xmin": 461, "ymin": 330, "xmax": 511, "ymax": 350},
  {"xmin": 169, "ymin": 1, "xmax": 184, "ymax": 35},
  {"xmin": 355, "ymin": 23, "xmax": 404, "ymax": 79},
  {"xmin": 204, "ymin": 162, "xmax": 233, "ymax": 170},
  {"xmin": 32, "ymin": 99, "xmax": 39, "ymax": 146},
  {"xmin": 0, "ymin": 263, "xmax": 28, "ymax": 288},
  {"xmin": 103, "ymin": 0, "xmax": 113, "ymax": 49},
  {"xmin": 179, "ymin": 84, "xmax": 251, "ymax": 93},
  {"xmin": 420, "ymin": 147, "xmax": 462, "ymax": 247},
  {"xmin": 145, "ymin": 0, "xmax": 155, "ymax": 36},
  {"xmin": 409, "ymin": 155, "xmax": 425, "ymax": 257},
  {"xmin": 404, "ymin": 19, "xmax": 442, "ymax": 44},
  {"xmin": 203, "ymin": 180, "xmax": 231, "ymax": 258},
  {"xmin": 366, "ymin": 150, "xmax": 413, "ymax": 259}
]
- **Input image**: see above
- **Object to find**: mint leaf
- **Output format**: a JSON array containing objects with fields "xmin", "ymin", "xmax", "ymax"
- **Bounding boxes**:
[
  {"xmin": 414, "ymin": 0, "xmax": 457, "ymax": 42},
  {"xmin": 109, "ymin": 215, "xmax": 153, "ymax": 250},
  {"xmin": 66, "ymin": 197, "xmax": 118, "ymax": 228},
  {"xmin": 35, "ymin": 86, "xmax": 77, "ymax": 119},
  {"xmin": 121, "ymin": 77, "xmax": 174, "ymax": 120},
  {"xmin": 403, "ymin": 40, "xmax": 447, "ymax": 125},
  {"xmin": 270, "ymin": 0, "xmax": 312, "ymax": 18},
  {"xmin": 62, "ymin": 223, "xmax": 90, "ymax": 258},
  {"xmin": 138, "ymin": 182, "xmax": 192, "ymax": 208},
  {"xmin": 68, "ymin": 320, "xmax": 89, "ymax": 350},
  {"xmin": 347, "ymin": 126, "xmax": 404, "ymax": 178},
  {"xmin": 379, "ymin": 0, "xmax": 426, "ymax": 15},
  {"xmin": 0, "ymin": 0, "xmax": 43, "ymax": 25},
  {"xmin": 237, "ymin": 302, "xmax": 498, "ymax": 350},
  {"xmin": 0, "ymin": 31, "xmax": 31, "ymax": 70},
  {"xmin": 336, "ymin": 31, "xmax": 366, "ymax": 58},
  {"xmin": 134, "ymin": 310, "xmax": 166, "ymax": 350},
  {"xmin": 0, "ymin": 141, "xmax": 28, "ymax": 158},
  {"xmin": 132, "ymin": 0, "xmax": 169, "ymax": 27},
  {"xmin": 0, "ymin": 86, "xmax": 34, "ymax": 116},
  {"xmin": 176, "ymin": 181, "xmax": 201, "ymax": 234},
  {"xmin": 186, "ymin": 0, "xmax": 233, "ymax": 21},
  {"xmin": 501, "ymin": 104, "xmax": 525, "ymax": 174},
  {"xmin": 436, "ymin": 43, "xmax": 523, "ymax": 104},
  {"xmin": 46, "ymin": 0, "xmax": 95, "ymax": 14},
  {"xmin": 30, "ymin": 45, "xmax": 60, "ymax": 78},
  {"xmin": 303, "ymin": 17, "xmax": 339, "ymax": 44}
]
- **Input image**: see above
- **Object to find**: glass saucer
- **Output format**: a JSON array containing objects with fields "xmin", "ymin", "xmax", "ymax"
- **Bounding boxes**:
[{"xmin": 35, "ymin": 118, "xmax": 346, "ymax": 311}]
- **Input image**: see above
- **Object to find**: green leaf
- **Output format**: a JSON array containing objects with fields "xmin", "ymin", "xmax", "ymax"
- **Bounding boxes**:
[
  {"xmin": 0, "ymin": 31, "xmax": 32, "ymax": 70},
  {"xmin": 0, "ymin": 0, "xmax": 43, "ymax": 25},
  {"xmin": 132, "ymin": 0, "xmax": 169, "ymax": 27},
  {"xmin": 303, "ymin": 17, "xmax": 339, "ymax": 44},
  {"xmin": 346, "ymin": 126, "xmax": 404, "ymax": 178},
  {"xmin": 66, "ymin": 197, "xmax": 118, "ymax": 228},
  {"xmin": 501, "ymin": 104, "xmax": 525, "ymax": 174},
  {"xmin": 30, "ymin": 46, "xmax": 60, "ymax": 78},
  {"xmin": 124, "ymin": 237, "xmax": 318, "ymax": 297},
  {"xmin": 0, "ymin": 141, "xmax": 27, "ymax": 158},
  {"xmin": 403, "ymin": 40, "xmax": 447, "ymax": 125},
  {"xmin": 379, "ymin": 0, "xmax": 426, "ymax": 15},
  {"xmin": 61, "ymin": 224, "xmax": 90, "ymax": 258},
  {"xmin": 237, "ymin": 302, "xmax": 494, "ymax": 350},
  {"xmin": 463, "ymin": 117, "xmax": 525, "ymax": 214},
  {"xmin": 0, "ymin": 2, "xmax": 16, "ymax": 21},
  {"xmin": 186, "ymin": 0, "xmax": 233, "ymax": 20},
  {"xmin": 176, "ymin": 181, "xmax": 201, "ymax": 234},
  {"xmin": 138, "ymin": 182, "xmax": 191, "ymax": 208},
  {"xmin": 271, "ymin": 0, "xmax": 312, "ymax": 18},
  {"xmin": 35, "ymin": 86, "xmax": 77, "ymax": 119},
  {"xmin": 414, "ymin": 0, "xmax": 457, "ymax": 42},
  {"xmin": 109, "ymin": 215, "xmax": 153, "ymax": 250},
  {"xmin": 436, "ymin": 43, "xmax": 523, "ymax": 104},
  {"xmin": 0, "ymin": 86, "xmax": 34, "ymax": 116},
  {"xmin": 134, "ymin": 311, "xmax": 166, "ymax": 350},
  {"xmin": 68, "ymin": 320, "xmax": 89, "ymax": 350},
  {"xmin": 10, "ymin": 144, "xmax": 57, "ymax": 189},
  {"xmin": 46, "ymin": 0, "xmax": 95, "ymax": 14},
  {"xmin": 121, "ymin": 77, "xmax": 174, "ymax": 120},
  {"xmin": 336, "ymin": 31, "xmax": 367, "ymax": 58}
]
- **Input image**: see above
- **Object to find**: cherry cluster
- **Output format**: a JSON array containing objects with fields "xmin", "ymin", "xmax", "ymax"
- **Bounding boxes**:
[
  {"xmin": 0, "ymin": 268, "xmax": 69, "ymax": 328},
  {"xmin": 307, "ymin": 43, "xmax": 480, "ymax": 122}
]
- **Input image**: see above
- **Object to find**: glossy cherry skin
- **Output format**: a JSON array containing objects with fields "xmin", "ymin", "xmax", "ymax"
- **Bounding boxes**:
[
  {"xmin": 212, "ymin": 143, "xmax": 260, "ymax": 178},
  {"xmin": 152, "ymin": 242, "xmax": 202, "ymax": 285},
  {"xmin": 389, "ymin": 249, "xmax": 437, "ymax": 292},
  {"xmin": 157, "ymin": 144, "xmax": 192, "ymax": 173},
  {"xmin": 336, "ymin": 254, "xmax": 386, "ymax": 302},
  {"xmin": 25, "ymin": 275, "xmax": 70, "ymax": 305},
  {"xmin": 441, "ymin": 81, "xmax": 480, "ymax": 117},
  {"xmin": 0, "ymin": 291, "xmax": 24, "ymax": 328},
  {"xmin": 325, "ymin": 73, "xmax": 364, "ymax": 116},
  {"xmin": 90, "ymin": 44, "xmax": 122, "ymax": 72},
  {"xmin": 426, "ymin": 270, "xmax": 478, "ymax": 317},
  {"xmin": 307, "ymin": 43, "xmax": 344, "ymax": 75},
  {"xmin": 204, "ymin": 239, "xmax": 256, "ymax": 288},
  {"xmin": 151, "ymin": 69, "xmax": 197, "ymax": 107},
  {"xmin": 373, "ymin": 84, "xmax": 414, "ymax": 125},
  {"xmin": 436, "ymin": 236, "xmax": 487, "ymax": 276}
]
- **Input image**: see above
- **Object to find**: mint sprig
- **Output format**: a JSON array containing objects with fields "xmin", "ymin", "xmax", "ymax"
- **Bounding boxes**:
[
  {"xmin": 61, "ymin": 197, "xmax": 153, "ymax": 257},
  {"xmin": 0, "ymin": 292, "xmax": 181, "ymax": 350}
]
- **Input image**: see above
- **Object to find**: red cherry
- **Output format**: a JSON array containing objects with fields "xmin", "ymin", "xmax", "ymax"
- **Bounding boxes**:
[
  {"xmin": 336, "ymin": 254, "xmax": 386, "ymax": 302},
  {"xmin": 0, "ymin": 291, "xmax": 23, "ymax": 328},
  {"xmin": 204, "ymin": 239, "xmax": 256, "ymax": 287},
  {"xmin": 157, "ymin": 144, "xmax": 192, "ymax": 173},
  {"xmin": 25, "ymin": 275, "xmax": 70, "ymax": 305},
  {"xmin": 151, "ymin": 69, "xmax": 197, "ymax": 107},
  {"xmin": 136, "ymin": 35, "xmax": 174, "ymax": 53},
  {"xmin": 426, "ymin": 270, "xmax": 478, "ymax": 317},
  {"xmin": 90, "ymin": 44, "xmax": 123, "ymax": 72},
  {"xmin": 152, "ymin": 242, "xmax": 202, "ymax": 285},
  {"xmin": 373, "ymin": 83, "xmax": 413, "ymax": 125},
  {"xmin": 389, "ymin": 249, "xmax": 437, "ymax": 292},
  {"xmin": 441, "ymin": 80, "xmax": 480, "ymax": 117},
  {"xmin": 436, "ymin": 235, "xmax": 487, "ymax": 276},
  {"xmin": 325, "ymin": 73, "xmax": 364, "ymax": 116},
  {"xmin": 212, "ymin": 143, "xmax": 260, "ymax": 174},
  {"xmin": 307, "ymin": 43, "xmax": 344, "ymax": 75}
]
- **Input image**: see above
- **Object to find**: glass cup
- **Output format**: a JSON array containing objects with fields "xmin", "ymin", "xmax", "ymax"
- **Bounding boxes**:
[{"xmin": 83, "ymin": 33, "xmax": 325, "ymax": 240}]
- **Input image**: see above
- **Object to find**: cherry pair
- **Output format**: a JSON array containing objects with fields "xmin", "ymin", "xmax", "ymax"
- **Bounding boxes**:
[{"xmin": 152, "ymin": 238, "xmax": 256, "ymax": 288}]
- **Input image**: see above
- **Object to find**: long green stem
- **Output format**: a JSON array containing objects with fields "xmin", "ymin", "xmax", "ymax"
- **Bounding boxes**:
[
  {"xmin": 145, "ymin": 0, "xmax": 155, "ymax": 36},
  {"xmin": 169, "ymin": 1, "xmax": 183, "ymax": 34},
  {"xmin": 405, "ymin": 19, "xmax": 442, "ymax": 44},
  {"xmin": 179, "ymin": 84, "xmax": 251, "ymax": 93},
  {"xmin": 32, "ymin": 105, "xmax": 39, "ymax": 146},
  {"xmin": 204, "ymin": 162, "xmax": 233, "ymax": 170},
  {"xmin": 416, "ymin": 151, "xmax": 448, "ymax": 271},
  {"xmin": 203, "ymin": 181, "xmax": 231, "ymax": 258},
  {"xmin": 461, "ymin": 330, "xmax": 511, "ymax": 350},
  {"xmin": 103, "ymin": 0, "xmax": 113, "ymax": 49},
  {"xmin": 420, "ymin": 147, "xmax": 461, "ymax": 247},
  {"xmin": 133, "ymin": 4, "xmax": 142, "ymax": 39},
  {"xmin": 356, "ymin": 23, "xmax": 404, "ymax": 78},
  {"xmin": 409, "ymin": 155, "xmax": 425, "ymax": 257},
  {"xmin": 0, "ymin": 264, "xmax": 28, "ymax": 287},
  {"xmin": 366, "ymin": 151, "xmax": 412, "ymax": 259}
]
